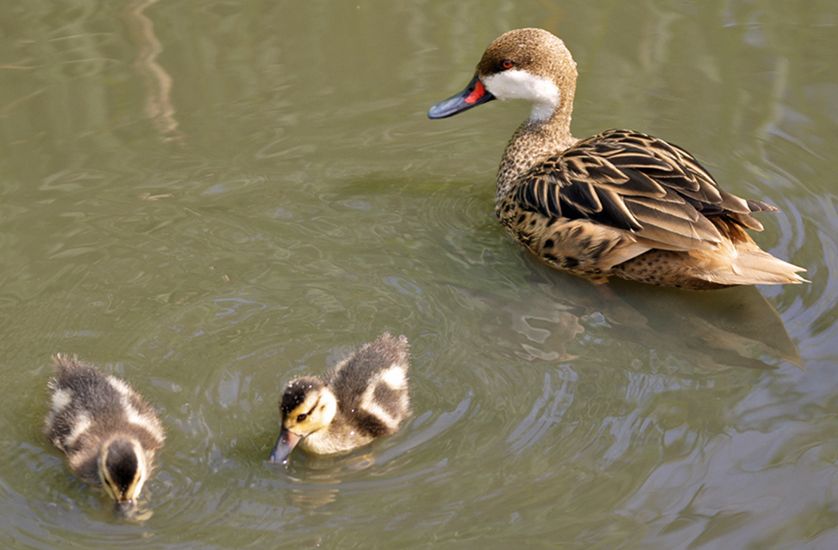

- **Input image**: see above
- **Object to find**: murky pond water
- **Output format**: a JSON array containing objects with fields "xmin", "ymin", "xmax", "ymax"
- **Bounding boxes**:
[{"xmin": 1, "ymin": 1, "xmax": 836, "ymax": 548}]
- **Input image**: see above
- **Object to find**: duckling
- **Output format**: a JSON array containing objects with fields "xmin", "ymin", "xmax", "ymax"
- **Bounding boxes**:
[
  {"xmin": 269, "ymin": 333, "xmax": 410, "ymax": 463},
  {"xmin": 44, "ymin": 354, "xmax": 164, "ymax": 512},
  {"xmin": 428, "ymin": 28, "xmax": 807, "ymax": 289}
]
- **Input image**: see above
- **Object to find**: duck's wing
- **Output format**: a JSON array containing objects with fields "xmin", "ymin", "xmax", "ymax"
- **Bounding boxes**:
[
  {"xmin": 329, "ymin": 334, "xmax": 409, "ymax": 408},
  {"xmin": 328, "ymin": 334, "xmax": 410, "ymax": 436},
  {"xmin": 515, "ymin": 129, "xmax": 774, "ymax": 251}
]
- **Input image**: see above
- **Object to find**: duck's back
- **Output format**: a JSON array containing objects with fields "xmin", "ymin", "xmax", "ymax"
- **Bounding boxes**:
[
  {"xmin": 328, "ymin": 333, "xmax": 410, "ymax": 437},
  {"xmin": 497, "ymin": 129, "xmax": 807, "ymax": 287}
]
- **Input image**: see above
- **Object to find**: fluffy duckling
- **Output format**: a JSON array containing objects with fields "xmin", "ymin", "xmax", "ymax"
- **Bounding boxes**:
[
  {"xmin": 269, "ymin": 333, "xmax": 410, "ymax": 464},
  {"xmin": 44, "ymin": 354, "xmax": 165, "ymax": 513},
  {"xmin": 428, "ymin": 28, "xmax": 807, "ymax": 289}
]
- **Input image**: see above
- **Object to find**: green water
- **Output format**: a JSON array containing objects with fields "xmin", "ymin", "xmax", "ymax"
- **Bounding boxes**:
[{"xmin": 1, "ymin": 1, "xmax": 836, "ymax": 548}]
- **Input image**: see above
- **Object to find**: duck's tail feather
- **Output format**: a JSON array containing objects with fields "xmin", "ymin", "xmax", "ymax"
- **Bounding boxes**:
[{"xmin": 696, "ymin": 241, "xmax": 808, "ymax": 286}]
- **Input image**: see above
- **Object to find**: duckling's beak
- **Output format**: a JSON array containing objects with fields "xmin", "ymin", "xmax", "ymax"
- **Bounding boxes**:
[
  {"xmin": 114, "ymin": 498, "xmax": 137, "ymax": 517},
  {"xmin": 428, "ymin": 75, "xmax": 495, "ymax": 119},
  {"xmin": 268, "ymin": 428, "xmax": 301, "ymax": 464}
]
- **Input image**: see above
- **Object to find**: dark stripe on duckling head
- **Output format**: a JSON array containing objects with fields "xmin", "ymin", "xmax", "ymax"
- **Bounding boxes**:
[
  {"xmin": 105, "ymin": 439, "xmax": 139, "ymax": 493},
  {"xmin": 280, "ymin": 377, "xmax": 323, "ymax": 416}
]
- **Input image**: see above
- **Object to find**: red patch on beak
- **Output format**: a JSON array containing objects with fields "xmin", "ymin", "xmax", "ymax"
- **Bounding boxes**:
[{"xmin": 464, "ymin": 80, "xmax": 486, "ymax": 105}]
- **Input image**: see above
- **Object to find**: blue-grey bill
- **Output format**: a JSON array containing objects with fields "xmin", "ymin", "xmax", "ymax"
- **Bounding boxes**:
[
  {"xmin": 268, "ymin": 428, "xmax": 301, "ymax": 464},
  {"xmin": 114, "ymin": 499, "xmax": 136, "ymax": 516},
  {"xmin": 428, "ymin": 75, "xmax": 496, "ymax": 119}
]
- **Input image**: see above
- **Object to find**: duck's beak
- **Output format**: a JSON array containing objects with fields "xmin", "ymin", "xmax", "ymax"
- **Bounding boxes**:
[
  {"xmin": 114, "ymin": 498, "xmax": 137, "ymax": 517},
  {"xmin": 268, "ymin": 427, "xmax": 301, "ymax": 464},
  {"xmin": 428, "ymin": 75, "xmax": 495, "ymax": 119}
]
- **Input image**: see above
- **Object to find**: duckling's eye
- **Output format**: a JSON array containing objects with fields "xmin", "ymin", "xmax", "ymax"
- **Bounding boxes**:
[
  {"xmin": 296, "ymin": 413, "xmax": 307, "ymax": 422},
  {"xmin": 501, "ymin": 59, "xmax": 515, "ymax": 70}
]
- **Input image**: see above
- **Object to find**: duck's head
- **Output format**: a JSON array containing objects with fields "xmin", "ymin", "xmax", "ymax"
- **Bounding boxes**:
[
  {"xmin": 428, "ymin": 28, "xmax": 577, "ymax": 123},
  {"xmin": 268, "ymin": 376, "xmax": 338, "ymax": 464},
  {"xmin": 98, "ymin": 436, "xmax": 148, "ymax": 513}
]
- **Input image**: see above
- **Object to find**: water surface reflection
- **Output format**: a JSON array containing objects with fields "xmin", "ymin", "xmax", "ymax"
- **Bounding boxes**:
[{"xmin": 0, "ymin": 1, "xmax": 836, "ymax": 548}]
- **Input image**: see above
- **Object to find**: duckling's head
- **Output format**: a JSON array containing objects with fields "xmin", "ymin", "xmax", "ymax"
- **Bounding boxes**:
[
  {"xmin": 98, "ymin": 436, "xmax": 148, "ymax": 512},
  {"xmin": 268, "ymin": 376, "xmax": 338, "ymax": 464},
  {"xmin": 428, "ymin": 28, "xmax": 577, "ymax": 123}
]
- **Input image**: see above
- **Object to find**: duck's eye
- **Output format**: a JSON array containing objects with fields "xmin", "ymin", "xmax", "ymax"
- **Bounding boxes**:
[
  {"xmin": 501, "ymin": 59, "xmax": 514, "ymax": 70},
  {"xmin": 296, "ymin": 413, "xmax": 307, "ymax": 422}
]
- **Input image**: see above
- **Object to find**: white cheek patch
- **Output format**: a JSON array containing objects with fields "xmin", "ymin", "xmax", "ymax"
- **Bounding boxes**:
[
  {"xmin": 318, "ymin": 391, "xmax": 338, "ymax": 427},
  {"xmin": 483, "ymin": 70, "xmax": 561, "ymax": 122}
]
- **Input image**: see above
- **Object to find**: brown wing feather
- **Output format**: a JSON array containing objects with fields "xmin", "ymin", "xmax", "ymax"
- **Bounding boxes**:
[{"xmin": 514, "ymin": 129, "xmax": 770, "ymax": 251}]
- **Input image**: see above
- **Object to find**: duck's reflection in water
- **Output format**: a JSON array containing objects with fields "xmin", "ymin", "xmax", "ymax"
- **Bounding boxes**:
[{"xmin": 453, "ymin": 267, "xmax": 799, "ymax": 371}]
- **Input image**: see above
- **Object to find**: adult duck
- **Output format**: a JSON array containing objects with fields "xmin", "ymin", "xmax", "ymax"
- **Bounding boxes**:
[{"xmin": 428, "ymin": 28, "xmax": 806, "ymax": 289}]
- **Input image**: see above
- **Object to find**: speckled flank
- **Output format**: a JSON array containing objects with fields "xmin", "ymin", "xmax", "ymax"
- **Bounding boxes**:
[
  {"xmin": 444, "ymin": 28, "xmax": 806, "ymax": 288},
  {"xmin": 614, "ymin": 250, "xmax": 729, "ymax": 290}
]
